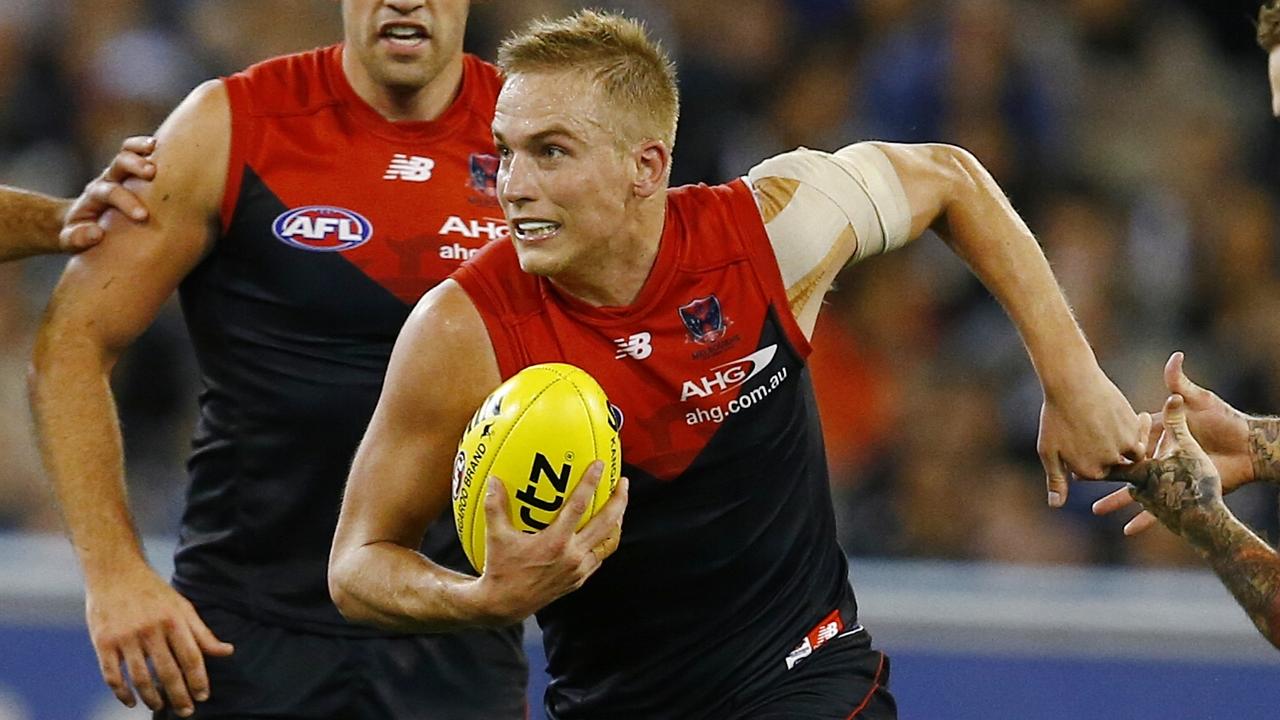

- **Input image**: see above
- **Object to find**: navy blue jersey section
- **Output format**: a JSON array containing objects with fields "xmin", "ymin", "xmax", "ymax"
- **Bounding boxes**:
[
  {"xmin": 539, "ymin": 309, "xmax": 855, "ymax": 719},
  {"xmin": 173, "ymin": 47, "xmax": 507, "ymax": 636},
  {"xmin": 176, "ymin": 168, "xmax": 470, "ymax": 632}
]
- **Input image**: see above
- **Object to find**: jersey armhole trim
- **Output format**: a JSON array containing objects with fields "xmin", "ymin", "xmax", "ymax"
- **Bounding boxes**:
[
  {"xmin": 220, "ymin": 76, "xmax": 249, "ymax": 236},
  {"xmin": 728, "ymin": 178, "xmax": 814, "ymax": 360}
]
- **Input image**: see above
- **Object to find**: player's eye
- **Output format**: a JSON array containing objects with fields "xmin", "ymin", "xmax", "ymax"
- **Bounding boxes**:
[{"xmin": 542, "ymin": 145, "xmax": 566, "ymax": 159}]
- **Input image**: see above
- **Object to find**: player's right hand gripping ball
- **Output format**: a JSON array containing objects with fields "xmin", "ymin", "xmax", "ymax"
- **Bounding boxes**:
[{"xmin": 452, "ymin": 363, "xmax": 622, "ymax": 572}]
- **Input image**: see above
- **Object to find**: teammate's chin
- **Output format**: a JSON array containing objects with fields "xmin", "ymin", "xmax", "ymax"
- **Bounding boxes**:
[{"xmin": 370, "ymin": 53, "xmax": 437, "ymax": 90}]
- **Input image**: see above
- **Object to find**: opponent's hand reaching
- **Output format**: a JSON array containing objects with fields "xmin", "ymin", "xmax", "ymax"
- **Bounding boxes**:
[
  {"xmin": 85, "ymin": 562, "xmax": 233, "ymax": 717},
  {"xmin": 1101, "ymin": 394, "xmax": 1229, "ymax": 545},
  {"xmin": 1038, "ymin": 364, "xmax": 1149, "ymax": 507},
  {"xmin": 1093, "ymin": 352, "xmax": 1253, "ymax": 535},
  {"xmin": 474, "ymin": 460, "xmax": 628, "ymax": 624},
  {"xmin": 60, "ymin": 136, "xmax": 157, "ymax": 251}
]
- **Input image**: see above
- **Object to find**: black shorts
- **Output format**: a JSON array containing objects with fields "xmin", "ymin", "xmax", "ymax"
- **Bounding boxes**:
[
  {"xmin": 155, "ymin": 604, "xmax": 528, "ymax": 719},
  {"xmin": 731, "ymin": 630, "xmax": 896, "ymax": 720}
]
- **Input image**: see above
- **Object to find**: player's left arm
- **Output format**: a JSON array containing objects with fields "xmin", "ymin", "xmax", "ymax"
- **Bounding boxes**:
[
  {"xmin": 748, "ymin": 142, "xmax": 1146, "ymax": 506},
  {"xmin": 879, "ymin": 143, "xmax": 1146, "ymax": 503}
]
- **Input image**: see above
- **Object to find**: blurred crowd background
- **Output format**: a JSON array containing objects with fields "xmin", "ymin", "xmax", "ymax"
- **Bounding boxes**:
[{"xmin": 3, "ymin": 0, "xmax": 1278, "ymax": 571}]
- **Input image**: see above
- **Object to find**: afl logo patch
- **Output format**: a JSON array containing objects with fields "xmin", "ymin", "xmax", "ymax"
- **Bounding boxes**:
[{"xmin": 272, "ymin": 206, "xmax": 373, "ymax": 252}]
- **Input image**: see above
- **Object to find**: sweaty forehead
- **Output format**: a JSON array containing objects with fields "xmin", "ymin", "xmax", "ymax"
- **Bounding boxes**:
[{"xmin": 493, "ymin": 71, "xmax": 612, "ymax": 141}]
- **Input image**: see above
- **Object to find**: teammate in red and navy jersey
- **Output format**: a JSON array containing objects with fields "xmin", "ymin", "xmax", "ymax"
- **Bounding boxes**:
[
  {"xmin": 30, "ymin": 2, "xmax": 526, "ymax": 717},
  {"xmin": 332, "ymin": 10, "xmax": 1150, "ymax": 719}
]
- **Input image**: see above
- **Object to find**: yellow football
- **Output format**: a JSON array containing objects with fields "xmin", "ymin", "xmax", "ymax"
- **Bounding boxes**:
[{"xmin": 452, "ymin": 363, "xmax": 622, "ymax": 572}]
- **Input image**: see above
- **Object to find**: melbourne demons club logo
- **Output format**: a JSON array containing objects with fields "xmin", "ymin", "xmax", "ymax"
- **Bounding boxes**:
[
  {"xmin": 468, "ymin": 153, "xmax": 499, "ymax": 200},
  {"xmin": 679, "ymin": 295, "xmax": 730, "ymax": 344}
]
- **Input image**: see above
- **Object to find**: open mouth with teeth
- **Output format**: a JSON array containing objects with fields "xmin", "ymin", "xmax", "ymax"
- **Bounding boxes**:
[
  {"xmin": 513, "ymin": 220, "xmax": 562, "ymax": 243},
  {"xmin": 380, "ymin": 24, "xmax": 429, "ymax": 47}
]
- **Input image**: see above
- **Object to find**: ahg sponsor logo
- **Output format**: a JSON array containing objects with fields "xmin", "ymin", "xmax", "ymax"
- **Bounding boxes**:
[{"xmin": 679, "ymin": 345, "xmax": 777, "ymax": 401}]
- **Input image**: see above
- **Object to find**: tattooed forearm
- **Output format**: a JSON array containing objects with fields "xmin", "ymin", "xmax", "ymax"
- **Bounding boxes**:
[
  {"xmin": 1248, "ymin": 417, "xmax": 1280, "ymax": 486},
  {"xmin": 1191, "ymin": 510, "xmax": 1280, "ymax": 650},
  {"xmin": 0, "ymin": 185, "xmax": 68, "ymax": 262},
  {"xmin": 1126, "ymin": 455, "xmax": 1217, "ymax": 539}
]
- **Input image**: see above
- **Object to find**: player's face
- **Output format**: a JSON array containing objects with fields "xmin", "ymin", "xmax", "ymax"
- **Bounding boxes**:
[
  {"xmin": 493, "ymin": 71, "xmax": 641, "ymax": 279},
  {"xmin": 1270, "ymin": 47, "xmax": 1280, "ymax": 118},
  {"xmin": 341, "ymin": 0, "xmax": 470, "ymax": 91}
]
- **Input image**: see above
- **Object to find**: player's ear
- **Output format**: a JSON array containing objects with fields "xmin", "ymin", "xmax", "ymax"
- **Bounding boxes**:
[{"xmin": 632, "ymin": 140, "xmax": 669, "ymax": 199}]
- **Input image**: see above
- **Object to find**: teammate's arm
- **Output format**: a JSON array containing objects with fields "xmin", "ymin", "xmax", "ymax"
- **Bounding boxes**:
[
  {"xmin": 1106, "ymin": 395, "xmax": 1280, "ymax": 649},
  {"xmin": 29, "ymin": 82, "xmax": 231, "ymax": 717},
  {"xmin": 330, "ymin": 280, "xmax": 628, "ymax": 632},
  {"xmin": 0, "ymin": 186, "xmax": 71, "ymax": 262},
  {"xmin": 0, "ymin": 137, "xmax": 155, "ymax": 262}
]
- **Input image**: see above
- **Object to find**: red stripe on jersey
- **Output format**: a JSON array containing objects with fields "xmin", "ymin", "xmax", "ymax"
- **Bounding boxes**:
[
  {"xmin": 454, "ymin": 179, "xmax": 810, "ymax": 481},
  {"xmin": 221, "ymin": 45, "xmax": 505, "ymax": 305}
]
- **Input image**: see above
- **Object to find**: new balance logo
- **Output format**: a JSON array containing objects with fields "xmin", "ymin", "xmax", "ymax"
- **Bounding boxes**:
[
  {"xmin": 383, "ymin": 154, "xmax": 435, "ymax": 182},
  {"xmin": 613, "ymin": 332, "xmax": 653, "ymax": 360}
]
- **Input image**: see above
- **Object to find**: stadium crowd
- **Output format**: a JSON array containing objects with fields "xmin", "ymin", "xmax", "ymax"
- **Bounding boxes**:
[{"xmin": 3, "ymin": 0, "xmax": 1277, "ymax": 571}]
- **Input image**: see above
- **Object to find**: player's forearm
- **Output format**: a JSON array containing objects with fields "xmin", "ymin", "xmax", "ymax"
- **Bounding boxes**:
[
  {"xmin": 29, "ymin": 333, "xmax": 148, "ymax": 583},
  {"xmin": 329, "ymin": 541, "xmax": 503, "ymax": 633},
  {"xmin": 933, "ymin": 149, "xmax": 1097, "ymax": 389},
  {"xmin": 0, "ymin": 186, "xmax": 70, "ymax": 262},
  {"xmin": 1248, "ymin": 416, "xmax": 1280, "ymax": 486},
  {"xmin": 1185, "ymin": 507, "xmax": 1280, "ymax": 649}
]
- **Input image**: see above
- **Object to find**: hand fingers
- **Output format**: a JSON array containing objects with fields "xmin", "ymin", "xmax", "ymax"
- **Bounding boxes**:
[
  {"xmin": 88, "ymin": 181, "xmax": 149, "ymax": 221},
  {"xmin": 1163, "ymin": 351, "xmax": 1207, "ymax": 403},
  {"xmin": 121, "ymin": 135, "xmax": 157, "ymax": 155},
  {"xmin": 484, "ymin": 475, "xmax": 514, "ymax": 533},
  {"xmin": 120, "ymin": 639, "xmax": 164, "ymax": 711},
  {"xmin": 143, "ymin": 630, "xmax": 195, "ymax": 716},
  {"xmin": 104, "ymin": 151, "xmax": 157, "ymax": 184},
  {"xmin": 187, "ymin": 604, "xmax": 234, "ymax": 659},
  {"xmin": 59, "ymin": 222, "xmax": 104, "ymax": 251},
  {"xmin": 1161, "ymin": 394, "xmax": 1195, "ymax": 454},
  {"xmin": 95, "ymin": 643, "xmax": 137, "ymax": 708},
  {"xmin": 1124, "ymin": 412, "xmax": 1153, "ymax": 462},
  {"xmin": 170, "ymin": 615, "xmax": 213, "ymax": 704},
  {"xmin": 574, "ymin": 476, "xmax": 629, "ymax": 552},
  {"xmin": 1091, "ymin": 486, "xmax": 1136, "ymax": 516},
  {"xmin": 1145, "ymin": 412, "xmax": 1163, "ymax": 458},
  {"xmin": 1044, "ymin": 452, "xmax": 1068, "ymax": 507},
  {"xmin": 552, "ymin": 461, "xmax": 606, "ymax": 535},
  {"xmin": 1123, "ymin": 510, "xmax": 1159, "ymax": 536}
]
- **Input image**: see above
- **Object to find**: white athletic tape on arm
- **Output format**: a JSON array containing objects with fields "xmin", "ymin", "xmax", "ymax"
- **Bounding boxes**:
[
  {"xmin": 831, "ymin": 143, "xmax": 913, "ymax": 260},
  {"xmin": 746, "ymin": 143, "xmax": 913, "ymax": 298}
]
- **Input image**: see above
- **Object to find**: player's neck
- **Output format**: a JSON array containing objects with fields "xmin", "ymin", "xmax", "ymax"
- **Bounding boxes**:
[
  {"xmin": 550, "ymin": 195, "xmax": 667, "ymax": 308},
  {"xmin": 342, "ymin": 52, "xmax": 465, "ymax": 123}
]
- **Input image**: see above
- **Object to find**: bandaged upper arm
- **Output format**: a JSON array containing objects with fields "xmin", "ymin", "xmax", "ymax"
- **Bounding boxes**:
[
  {"xmin": 749, "ymin": 143, "xmax": 912, "ymax": 265},
  {"xmin": 746, "ymin": 143, "xmax": 914, "ymax": 333}
]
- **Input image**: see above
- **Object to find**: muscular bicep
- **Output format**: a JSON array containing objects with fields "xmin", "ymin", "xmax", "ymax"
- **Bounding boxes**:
[
  {"xmin": 868, "ymin": 142, "xmax": 975, "ymax": 241},
  {"xmin": 39, "ymin": 80, "xmax": 228, "ymax": 358},
  {"xmin": 337, "ymin": 280, "xmax": 501, "ymax": 551}
]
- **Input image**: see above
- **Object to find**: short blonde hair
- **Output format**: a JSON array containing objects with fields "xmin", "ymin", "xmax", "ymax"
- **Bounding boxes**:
[
  {"xmin": 1260, "ymin": 1, "xmax": 1280, "ymax": 51},
  {"xmin": 497, "ymin": 10, "xmax": 680, "ymax": 148}
]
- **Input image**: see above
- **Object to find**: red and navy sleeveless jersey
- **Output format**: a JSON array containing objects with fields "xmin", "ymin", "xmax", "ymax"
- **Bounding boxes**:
[
  {"xmin": 453, "ymin": 181, "xmax": 859, "ymax": 718},
  {"xmin": 175, "ymin": 46, "xmax": 509, "ymax": 635}
]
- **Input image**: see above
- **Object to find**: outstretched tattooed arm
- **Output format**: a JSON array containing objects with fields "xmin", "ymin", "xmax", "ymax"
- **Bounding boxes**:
[
  {"xmin": 1111, "ymin": 395, "xmax": 1280, "ymax": 649},
  {"xmin": 1249, "ymin": 417, "xmax": 1280, "ymax": 486}
]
